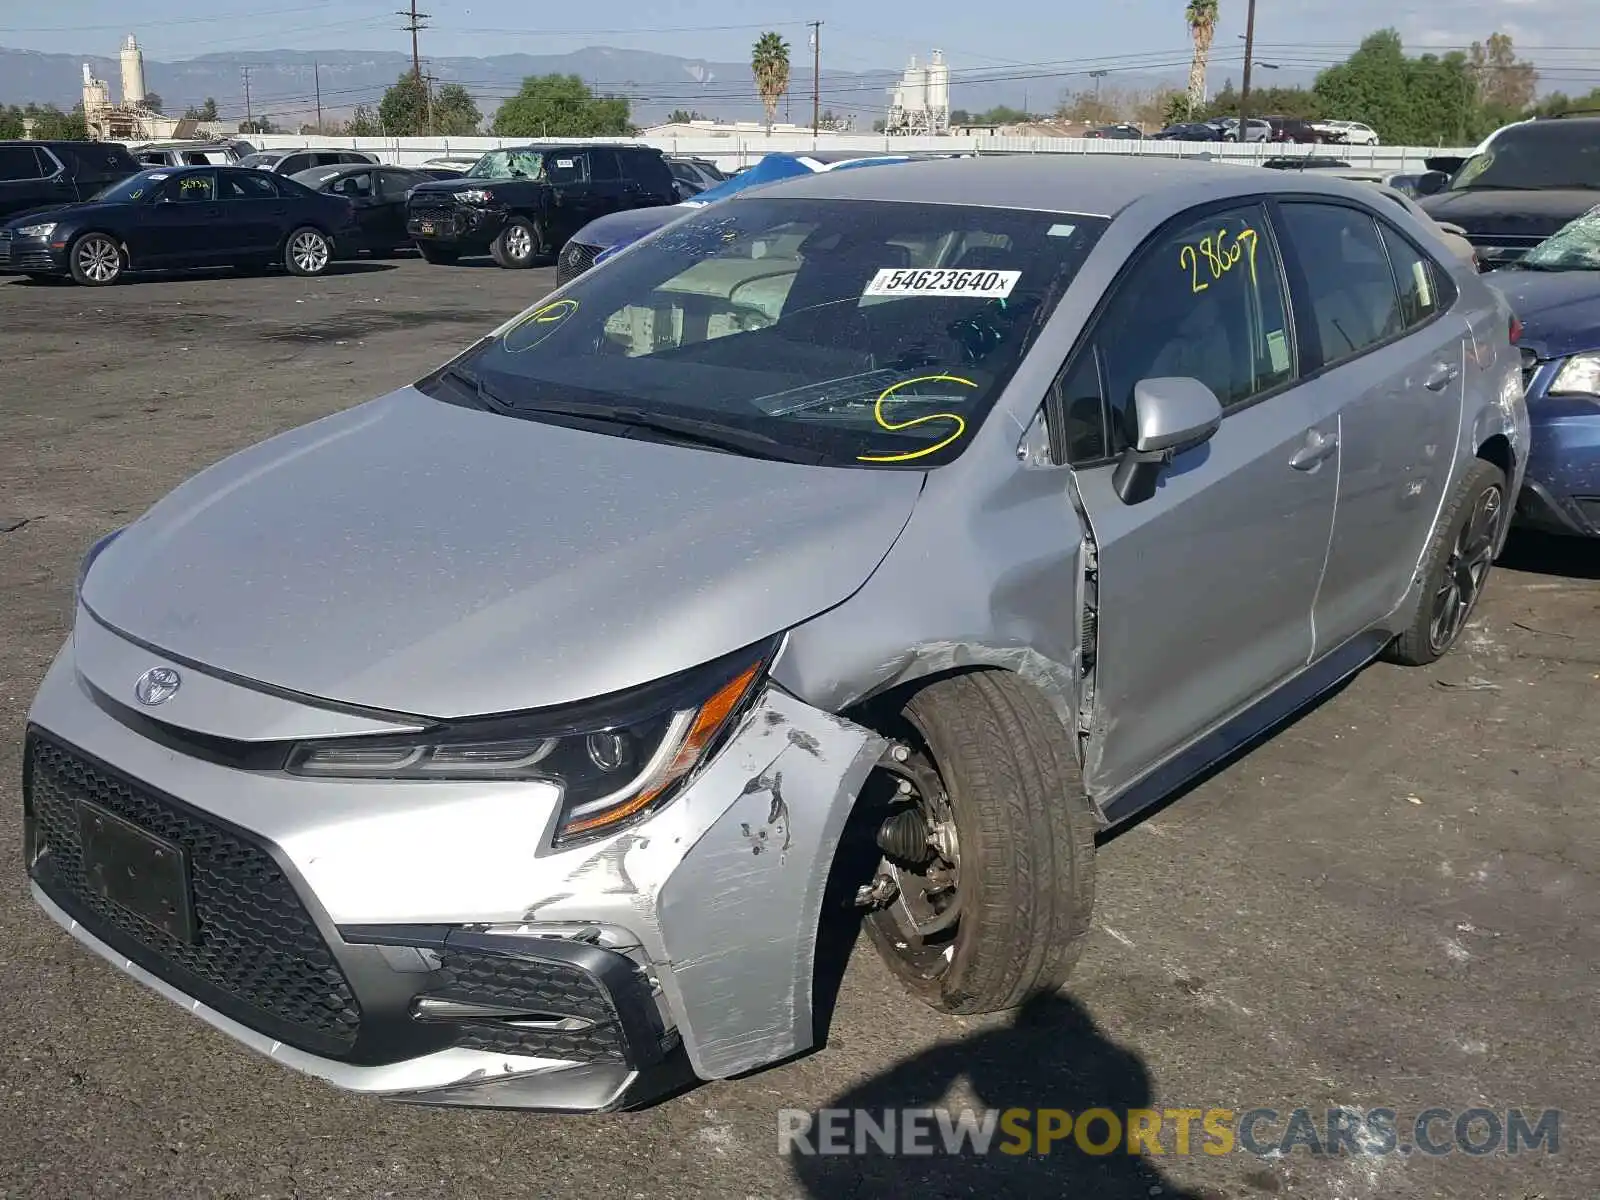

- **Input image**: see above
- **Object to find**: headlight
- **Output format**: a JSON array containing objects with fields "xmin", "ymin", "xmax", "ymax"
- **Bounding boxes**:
[
  {"xmin": 16, "ymin": 222, "xmax": 56, "ymax": 239},
  {"xmin": 456, "ymin": 188, "xmax": 495, "ymax": 205},
  {"xmin": 287, "ymin": 637, "xmax": 779, "ymax": 844},
  {"xmin": 77, "ymin": 526, "xmax": 125, "ymax": 598},
  {"xmin": 1549, "ymin": 352, "xmax": 1600, "ymax": 397}
]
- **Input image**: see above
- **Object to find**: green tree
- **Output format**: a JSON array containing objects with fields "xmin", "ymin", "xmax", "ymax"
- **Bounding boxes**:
[
  {"xmin": 751, "ymin": 32, "xmax": 791, "ymax": 130},
  {"xmin": 1532, "ymin": 87, "xmax": 1600, "ymax": 118},
  {"xmin": 377, "ymin": 72, "xmax": 482, "ymax": 136},
  {"xmin": 666, "ymin": 108, "xmax": 707, "ymax": 123},
  {"xmin": 491, "ymin": 74, "xmax": 632, "ymax": 137},
  {"xmin": 181, "ymin": 97, "xmax": 219, "ymax": 121},
  {"xmin": 24, "ymin": 103, "xmax": 87, "ymax": 140},
  {"xmin": 0, "ymin": 105, "xmax": 24, "ymax": 139},
  {"xmin": 1313, "ymin": 29, "xmax": 1482, "ymax": 145},
  {"xmin": 237, "ymin": 116, "xmax": 279, "ymax": 134},
  {"xmin": 142, "ymin": 91, "xmax": 164, "ymax": 114},
  {"xmin": 1185, "ymin": 0, "xmax": 1219, "ymax": 117},
  {"xmin": 348, "ymin": 104, "xmax": 381, "ymax": 135},
  {"xmin": 1469, "ymin": 33, "xmax": 1538, "ymax": 133}
]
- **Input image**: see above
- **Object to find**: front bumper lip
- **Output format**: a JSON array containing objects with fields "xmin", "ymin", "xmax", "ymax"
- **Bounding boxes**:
[
  {"xmin": 0, "ymin": 234, "xmax": 67, "ymax": 273},
  {"xmin": 33, "ymin": 884, "xmax": 642, "ymax": 1110}
]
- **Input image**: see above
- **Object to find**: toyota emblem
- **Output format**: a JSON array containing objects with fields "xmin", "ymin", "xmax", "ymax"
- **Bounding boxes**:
[{"xmin": 134, "ymin": 666, "xmax": 181, "ymax": 707}]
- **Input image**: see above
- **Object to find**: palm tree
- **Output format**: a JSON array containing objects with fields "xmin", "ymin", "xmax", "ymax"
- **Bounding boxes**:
[
  {"xmin": 752, "ymin": 32, "xmax": 791, "ymax": 131},
  {"xmin": 1185, "ymin": 0, "xmax": 1219, "ymax": 116}
]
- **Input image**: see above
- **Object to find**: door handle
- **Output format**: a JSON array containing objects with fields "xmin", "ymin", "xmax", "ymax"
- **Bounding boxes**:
[
  {"xmin": 204, "ymin": 206, "xmax": 221, "ymax": 217},
  {"xmin": 1289, "ymin": 428, "xmax": 1339, "ymax": 470},
  {"xmin": 1424, "ymin": 362, "xmax": 1460, "ymax": 391}
]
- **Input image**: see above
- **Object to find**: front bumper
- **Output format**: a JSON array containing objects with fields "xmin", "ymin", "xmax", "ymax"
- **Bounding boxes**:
[
  {"xmin": 0, "ymin": 230, "xmax": 66, "ymax": 274},
  {"xmin": 406, "ymin": 203, "xmax": 505, "ymax": 250},
  {"xmin": 1516, "ymin": 384, "xmax": 1600, "ymax": 537},
  {"xmin": 24, "ymin": 620, "xmax": 885, "ymax": 1108}
]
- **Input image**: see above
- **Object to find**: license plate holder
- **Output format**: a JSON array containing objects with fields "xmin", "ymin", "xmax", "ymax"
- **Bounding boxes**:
[
  {"xmin": 419, "ymin": 221, "xmax": 435, "ymax": 235},
  {"xmin": 76, "ymin": 799, "xmax": 196, "ymax": 943}
]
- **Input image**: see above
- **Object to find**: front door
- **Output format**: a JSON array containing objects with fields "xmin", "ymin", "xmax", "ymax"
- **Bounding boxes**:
[
  {"xmin": 1273, "ymin": 201, "xmax": 1472, "ymax": 654},
  {"xmin": 1066, "ymin": 202, "xmax": 1338, "ymax": 800},
  {"xmin": 544, "ymin": 151, "xmax": 603, "ymax": 244},
  {"xmin": 135, "ymin": 171, "xmax": 224, "ymax": 265}
]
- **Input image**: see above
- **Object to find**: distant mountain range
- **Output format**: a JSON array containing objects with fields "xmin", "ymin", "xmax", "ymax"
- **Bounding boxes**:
[{"xmin": 0, "ymin": 43, "xmax": 1323, "ymax": 130}]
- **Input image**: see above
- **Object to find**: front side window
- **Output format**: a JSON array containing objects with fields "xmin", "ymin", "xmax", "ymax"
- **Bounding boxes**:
[
  {"xmin": 546, "ymin": 153, "xmax": 589, "ymax": 185},
  {"xmin": 280, "ymin": 154, "xmax": 313, "ymax": 175},
  {"xmin": 167, "ymin": 171, "xmax": 217, "ymax": 202},
  {"xmin": 422, "ymin": 197, "xmax": 1108, "ymax": 468},
  {"xmin": 1278, "ymin": 203, "xmax": 1402, "ymax": 365},
  {"xmin": 1096, "ymin": 203, "xmax": 1295, "ymax": 452}
]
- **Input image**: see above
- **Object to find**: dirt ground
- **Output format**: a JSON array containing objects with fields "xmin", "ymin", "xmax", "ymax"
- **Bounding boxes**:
[{"xmin": 0, "ymin": 257, "xmax": 1595, "ymax": 1200}]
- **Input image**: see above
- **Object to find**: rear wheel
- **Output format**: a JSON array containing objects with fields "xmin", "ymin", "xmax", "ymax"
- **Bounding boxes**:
[
  {"xmin": 283, "ymin": 227, "xmax": 331, "ymax": 276},
  {"xmin": 68, "ymin": 233, "xmax": 125, "ymax": 286},
  {"xmin": 417, "ymin": 243, "xmax": 458, "ymax": 265},
  {"xmin": 1385, "ymin": 458, "xmax": 1506, "ymax": 666},
  {"xmin": 491, "ymin": 217, "xmax": 544, "ymax": 269},
  {"xmin": 862, "ymin": 670, "xmax": 1097, "ymax": 1015}
]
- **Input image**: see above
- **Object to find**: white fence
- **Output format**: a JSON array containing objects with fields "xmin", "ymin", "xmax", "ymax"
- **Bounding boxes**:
[{"xmin": 247, "ymin": 132, "xmax": 1466, "ymax": 177}]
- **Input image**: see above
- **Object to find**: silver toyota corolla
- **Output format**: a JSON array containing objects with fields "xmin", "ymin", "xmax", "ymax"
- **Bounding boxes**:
[{"xmin": 25, "ymin": 157, "xmax": 1529, "ymax": 1112}]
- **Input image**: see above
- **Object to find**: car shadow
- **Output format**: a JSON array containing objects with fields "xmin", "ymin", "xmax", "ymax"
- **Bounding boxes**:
[
  {"xmin": 1497, "ymin": 529, "xmax": 1600, "ymax": 581},
  {"xmin": 788, "ymin": 992, "xmax": 1218, "ymax": 1199},
  {"xmin": 3, "ymin": 261, "xmax": 400, "ymax": 287}
]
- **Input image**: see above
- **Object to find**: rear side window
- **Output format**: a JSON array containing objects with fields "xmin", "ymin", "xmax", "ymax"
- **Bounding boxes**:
[
  {"xmin": 280, "ymin": 153, "xmax": 313, "ymax": 175},
  {"xmin": 339, "ymin": 152, "xmax": 371, "ymax": 164},
  {"xmin": 1377, "ymin": 221, "xmax": 1447, "ymax": 329},
  {"xmin": 0, "ymin": 146, "xmax": 46, "ymax": 181},
  {"xmin": 1095, "ymin": 203, "xmax": 1296, "ymax": 450},
  {"xmin": 623, "ymin": 150, "xmax": 674, "ymax": 193},
  {"xmin": 587, "ymin": 148, "xmax": 621, "ymax": 182},
  {"xmin": 221, "ymin": 171, "xmax": 279, "ymax": 199},
  {"xmin": 1278, "ymin": 203, "xmax": 1403, "ymax": 365}
]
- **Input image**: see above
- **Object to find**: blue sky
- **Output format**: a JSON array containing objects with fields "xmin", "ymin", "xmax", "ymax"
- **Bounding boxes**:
[{"xmin": 2, "ymin": 0, "xmax": 1596, "ymax": 93}]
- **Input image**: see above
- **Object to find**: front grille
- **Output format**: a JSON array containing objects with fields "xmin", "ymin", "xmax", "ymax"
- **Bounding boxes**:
[
  {"xmin": 432, "ymin": 945, "xmax": 640, "ymax": 1063},
  {"xmin": 556, "ymin": 240, "xmax": 599, "ymax": 286},
  {"xmin": 26, "ymin": 734, "xmax": 361, "ymax": 1056}
]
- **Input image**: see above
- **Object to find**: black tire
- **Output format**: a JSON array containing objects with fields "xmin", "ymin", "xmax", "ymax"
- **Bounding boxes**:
[
  {"xmin": 416, "ymin": 243, "xmax": 458, "ymax": 265},
  {"xmin": 1384, "ymin": 458, "xmax": 1507, "ymax": 666},
  {"xmin": 864, "ymin": 670, "xmax": 1097, "ymax": 1015},
  {"xmin": 490, "ymin": 216, "xmax": 543, "ymax": 269},
  {"xmin": 67, "ymin": 232, "xmax": 125, "ymax": 286},
  {"xmin": 283, "ymin": 226, "xmax": 332, "ymax": 276}
]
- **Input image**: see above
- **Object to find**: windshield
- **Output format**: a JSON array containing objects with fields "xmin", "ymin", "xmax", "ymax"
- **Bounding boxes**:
[
  {"xmin": 1449, "ymin": 123, "xmax": 1600, "ymax": 191},
  {"xmin": 419, "ymin": 197, "xmax": 1108, "ymax": 468},
  {"xmin": 92, "ymin": 169, "xmax": 169, "ymax": 203},
  {"xmin": 467, "ymin": 149, "xmax": 546, "ymax": 180},
  {"xmin": 1518, "ymin": 205, "xmax": 1600, "ymax": 270}
]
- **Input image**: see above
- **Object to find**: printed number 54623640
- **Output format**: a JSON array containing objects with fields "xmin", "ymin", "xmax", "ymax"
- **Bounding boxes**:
[{"xmin": 1179, "ymin": 227, "xmax": 1259, "ymax": 294}]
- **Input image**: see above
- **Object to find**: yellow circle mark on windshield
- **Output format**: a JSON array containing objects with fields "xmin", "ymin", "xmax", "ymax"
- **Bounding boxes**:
[
  {"xmin": 856, "ymin": 374, "xmax": 975, "ymax": 464},
  {"xmin": 503, "ymin": 297, "xmax": 579, "ymax": 353}
]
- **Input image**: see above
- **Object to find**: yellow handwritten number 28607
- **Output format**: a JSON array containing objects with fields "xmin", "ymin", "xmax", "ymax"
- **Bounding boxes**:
[{"xmin": 1178, "ymin": 227, "xmax": 1259, "ymax": 294}]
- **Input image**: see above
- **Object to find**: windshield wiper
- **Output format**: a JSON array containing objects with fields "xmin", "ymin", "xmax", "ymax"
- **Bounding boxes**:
[
  {"xmin": 440, "ymin": 365, "xmax": 516, "ymax": 412},
  {"xmin": 510, "ymin": 398, "xmax": 830, "ymax": 464}
]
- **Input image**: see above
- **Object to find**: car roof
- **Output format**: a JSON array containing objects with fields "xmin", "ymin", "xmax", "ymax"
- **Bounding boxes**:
[
  {"xmin": 494, "ymin": 142, "xmax": 654, "ymax": 153},
  {"xmin": 742, "ymin": 154, "xmax": 1399, "ymax": 218}
]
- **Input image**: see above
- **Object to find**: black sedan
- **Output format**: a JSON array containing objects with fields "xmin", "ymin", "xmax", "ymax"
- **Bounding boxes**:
[
  {"xmin": 0, "ymin": 164, "xmax": 360, "ymax": 285},
  {"xmin": 288, "ymin": 164, "xmax": 457, "ymax": 255}
]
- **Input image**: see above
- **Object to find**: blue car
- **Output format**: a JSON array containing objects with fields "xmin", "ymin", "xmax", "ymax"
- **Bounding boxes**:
[
  {"xmin": 1488, "ymin": 208, "xmax": 1600, "ymax": 537},
  {"xmin": 553, "ymin": 151, "xmax": 917, "ymax": 284}
]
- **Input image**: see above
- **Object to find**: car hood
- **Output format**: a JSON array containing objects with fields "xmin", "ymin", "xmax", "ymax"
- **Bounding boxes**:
[
  {"xmin": 407, "ymin": 177, "xmax": 515, "ymax": 198},
  {"xmin": 2, "ymin": 200, "xmax": 114, "ymax": 229},
  {"xmin": 81, "ymin": 387, "xmax": 924, "ymax": 719},
  {"xmin": 572, "ymin": 204, "xmax": 692, "ymax": 248},
  {"xmin": 1417, "ymin": 189, "xmax": 1600, "ymax": 238},
  {"xmin": 1484, "ymin": 268, "xmax": 1600, "ymax": 360}
]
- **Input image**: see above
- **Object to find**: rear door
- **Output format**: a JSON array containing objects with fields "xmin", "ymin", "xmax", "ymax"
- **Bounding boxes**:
[
  {"xmin": 216, "ymin": 168, "xmax": 286, "ymax": 258},
  {"xmin": 375, "ymin": 170, "xmax": 424, "ymax": 245},
  {"xmin": 625, "ymin": 149, "xmax": 677, "ymax": 206},
  {"xmin": 0, "ymin": 146, "xmax": 68, "ymax": 220},
  {"xmin": 1273, "ymin": 200, "xmax": 1472, "ymax": 653},
  {"xmin": 1063, "ymin": 201, "xmax": 1338, "ymax": 800}
]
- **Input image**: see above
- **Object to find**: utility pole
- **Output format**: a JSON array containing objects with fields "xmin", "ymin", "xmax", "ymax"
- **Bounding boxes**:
[
  {"xmin": 1239, "ymin": 0, "xmax": 1258, "ymax": 130},
  {"xmin": 313, "ymin": 61, "xmax": 322, "ymax": 133},
  {"xmin": 808, "ymin": 20, "xmax": 822, "ymax": 135},
  {"xmin": 423, "ymin": 72, "xmax": 436, "ymax": 135},
  {"xmin": 399, "ymin": 0, "xmax": 429, "ymax": 83},
  {"xmin": 241, "ymin": 66, "xmax": 252, "ymax": 131}
]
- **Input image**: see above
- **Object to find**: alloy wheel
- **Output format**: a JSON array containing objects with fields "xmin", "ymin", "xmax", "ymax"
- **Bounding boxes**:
[
  {"xmin": 1428, "ymin": 484, "xmax": 1502, "ymax": 653},
  {"xmin": 505, "ymin": 223, "xmax": 533, "ymax": 260},
  {"xmin": 291, "ymin": 231, "xmax": 329, "ymax": 274},
  {"xmin": 75, "ymin": 235, "xmax": 121, "ymax": 283}
]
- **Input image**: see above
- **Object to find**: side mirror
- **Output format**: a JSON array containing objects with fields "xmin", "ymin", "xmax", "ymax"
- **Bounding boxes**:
[
  {"xmin": 1112, "ymin": 377, "xmax": 1223, "ymax": 505},
  {"xmin": 1413, "ymin": 170, "xmax": 1450, "ymax": 197}
]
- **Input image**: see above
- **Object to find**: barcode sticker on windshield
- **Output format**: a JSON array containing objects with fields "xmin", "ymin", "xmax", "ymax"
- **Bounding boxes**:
[{"xmin": 864, "ymin": 268, "xmax": 1021, "ymax": 298}]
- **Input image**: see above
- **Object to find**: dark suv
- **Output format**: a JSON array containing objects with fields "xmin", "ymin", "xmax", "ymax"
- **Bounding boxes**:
[
  {"xmin": 0, "ymin": 140, "xmax": 141, "ymax": 224},
  {"xmin": 1417, "ymin": 116, "xmax": 1600, "ymax": 269},
  {"xmin": 405, "ymin": 143, "xmax": 677, "ymax": 268}
]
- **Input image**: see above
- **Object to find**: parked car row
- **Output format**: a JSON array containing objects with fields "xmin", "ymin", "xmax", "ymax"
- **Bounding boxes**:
[{"xmin": 1152, "ymin": 116, "xmax": 1368, "ymax": 144}]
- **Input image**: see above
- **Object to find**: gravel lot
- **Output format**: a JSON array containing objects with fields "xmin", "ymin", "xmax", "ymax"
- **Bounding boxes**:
[{"xmin": 0, "ymin": 257, "xmax": 1595, "ymax": 1200}]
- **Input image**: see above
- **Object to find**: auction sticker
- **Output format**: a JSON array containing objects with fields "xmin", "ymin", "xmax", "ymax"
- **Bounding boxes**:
[{"xmin": 864, "ymin": 267, "xmax": 1021, "ymax": 298}]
